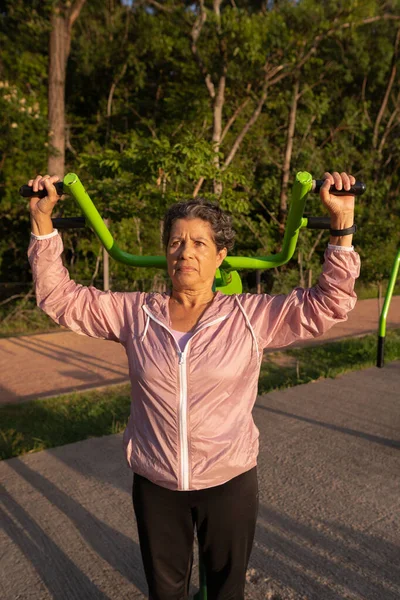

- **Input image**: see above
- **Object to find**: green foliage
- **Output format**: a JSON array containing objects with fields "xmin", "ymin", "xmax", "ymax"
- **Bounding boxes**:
[
  {"xmin": 0, "ymin": 0, "xmax": 399, "ymax": 298},
  {"xmin": 0, "ymin": 0, "xmax": 50, "ymax": 282},
  {"xmin": 80, "ymin": 131, "xmax": 251, "ymax": 214}
]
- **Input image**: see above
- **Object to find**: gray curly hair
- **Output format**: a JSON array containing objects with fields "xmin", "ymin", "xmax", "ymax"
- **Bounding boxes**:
[{"xmin": 162, "ymin": 198, "xmax": 236, "ymax": 252}]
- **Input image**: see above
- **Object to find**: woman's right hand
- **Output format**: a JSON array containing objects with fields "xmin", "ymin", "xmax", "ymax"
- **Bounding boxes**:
[
  {"xmin": 28, "ymin": 174, "xmax": 62, "ymax": 218},
  {"xmin": 29, "ymin": 174, "xmax": 62, "ymax": 236}
]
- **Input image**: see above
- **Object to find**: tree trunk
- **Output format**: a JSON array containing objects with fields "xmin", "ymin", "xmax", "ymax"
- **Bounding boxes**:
[
  {"xmin": 279, "ymin": 76, "xmax": 300, "ymax": 227},
  {"xmin": 48, "ymin": 1, "xmax": 86, "ymax": 177},
  {"xmin": 103, "ymin": 248, "xmax": 109, "ymax": 291},
  {"xmin": 298, "ymin": 250, "xmax": 305, "ymax": 288},
  {"xmin": 159, "ymin": 219, "xmax": 164, "ymax": 252},
  {"xmin": 103, "ymin": 218, "xmax": 110, "ymax": 291},
  {"xmin": 256, "ymin": 270, "xmax": 261, "ymax": 294},
  {"xmin": 212, "ymin": 0, "xmax": 225, "ymax": 197},
  {"xmin": 48, "ymin": 9, "xmax": 68, "ymax": 176},
  {"xmin": 212, "ymin": 75, "xmax": 226, "ymax": 196},
  {"xmin": 133, "ymin": 217, "xmax": 143, "ymax": 255},
  {"xmin": 372, "ymin": 27, "xmax": 399, "ymax": 151}
]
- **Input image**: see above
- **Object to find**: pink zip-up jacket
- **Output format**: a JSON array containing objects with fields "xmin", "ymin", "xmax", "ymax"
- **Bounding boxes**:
[{"xmin": 28, "ymin": 232, "xmax": 360, "ymax": 491}]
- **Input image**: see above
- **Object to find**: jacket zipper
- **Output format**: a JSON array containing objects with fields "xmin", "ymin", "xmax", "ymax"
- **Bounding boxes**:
[
  {"xmin": 178, "ymin": 349, "xmax": 189, "ymax": 489},
  {"xmin": 142, "ymin": 306, "xmax": 229, "ymax": 490}
]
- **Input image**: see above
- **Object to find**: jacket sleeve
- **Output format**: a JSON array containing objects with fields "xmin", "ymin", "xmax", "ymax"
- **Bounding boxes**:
[
  {"xmin": 237, "ymin": 247, "xmax": 361, "ymax": 350},
  {"xmin": 28, "ymin": 233, "xmax": 139, "ymax": 342}
]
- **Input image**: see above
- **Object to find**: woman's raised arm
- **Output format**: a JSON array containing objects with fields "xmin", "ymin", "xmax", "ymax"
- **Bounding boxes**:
[{"xmin": 27, "ymin": 175, "xmax": 138, "ymax": 343}]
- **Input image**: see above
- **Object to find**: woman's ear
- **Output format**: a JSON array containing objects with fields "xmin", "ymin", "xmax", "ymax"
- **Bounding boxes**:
[{"xmin": 216, "ymin": 247, "xmax": 228, "ymax": 268}]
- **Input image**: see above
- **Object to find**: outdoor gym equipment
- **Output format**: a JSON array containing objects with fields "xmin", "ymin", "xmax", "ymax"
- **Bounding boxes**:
[
  {"xmin": 20, "ymin": 172, "xmax": 365, "ymax": 296},
  {"xmin": 20, "ymin": 171, "xmax": 366, "ymax": 599},
  {"xmin": 377, "ymin": 248, "xmax": 400, "ymax": 368}
]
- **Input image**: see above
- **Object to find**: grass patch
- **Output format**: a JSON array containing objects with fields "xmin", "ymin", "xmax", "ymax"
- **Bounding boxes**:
[
  {"xmin": 0, "ymin": 300, "xmax": 58, "ymax": 338},
  {"xmin": 258, "ymin": 329, "xmax": 400, "ymax": 394},
  {"xmin": 1, "ymin": 330, "xmax": 399, "ymax": 460},
  {"xmin": 355, "ymin": 281, "xmax": 400, "ymax": 301},
  {"xmin": 0, "ymin": 385, "xmax": 131, "ymax": 460}
]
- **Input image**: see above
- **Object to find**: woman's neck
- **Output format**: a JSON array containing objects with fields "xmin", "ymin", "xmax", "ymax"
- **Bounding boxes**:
[{"xmin": 170, "ymin": 288, "xmax": 215, "ymax": 309}]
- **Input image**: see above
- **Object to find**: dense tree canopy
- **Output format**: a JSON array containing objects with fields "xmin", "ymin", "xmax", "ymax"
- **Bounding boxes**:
[{"xmin": 0, "ymin": 0, "xmax": 399, "ymax": 295}]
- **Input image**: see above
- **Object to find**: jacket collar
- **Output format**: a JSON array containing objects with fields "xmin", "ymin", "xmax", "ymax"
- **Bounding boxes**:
[{"xmin": 144, "ymin": 291, "xmax": 234, "ymax": 331}]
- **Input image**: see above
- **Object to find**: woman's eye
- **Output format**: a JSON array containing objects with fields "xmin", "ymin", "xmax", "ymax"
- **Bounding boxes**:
[{"xmin": 195, "ymin": 241, "xmax": 204, "ymax": 246}]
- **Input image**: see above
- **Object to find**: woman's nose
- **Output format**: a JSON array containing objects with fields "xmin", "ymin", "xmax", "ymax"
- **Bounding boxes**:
[{"xmin": 179, "ymin": 242, "xmax": 193, "ymax": 258}]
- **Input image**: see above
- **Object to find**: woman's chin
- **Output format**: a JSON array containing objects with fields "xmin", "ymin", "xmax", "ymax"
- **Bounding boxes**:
[
  {"xmin": 175, "ymin": 270, "xmax": 197, "ymax": 279},
  {"xmin": 172, "ymin": 271, "xmax": 205, "ymax": 288},
  {"xmin": 174, "ymin": 275, "xmax": 197, "ymax": 286}
]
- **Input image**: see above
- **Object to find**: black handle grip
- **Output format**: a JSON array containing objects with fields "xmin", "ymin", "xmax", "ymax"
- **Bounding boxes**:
[
  {"xmin": 20, "ymin": 182, "xmax": 65, "ymax": 198},
  {"xmin": 312, "ymin": 180, "xmax": 366, "ymax": 196},
  {"xmin": 306, "ymin": 217, "xmax": 331, "ymax": 230},
  {"xmin": 51, "ymin": 217, "xmax": 86, "ymax": 230}
]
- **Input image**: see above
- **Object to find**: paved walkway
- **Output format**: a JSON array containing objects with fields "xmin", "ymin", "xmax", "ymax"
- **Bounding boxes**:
[
  {"xmin": 1, "ymin": 362, "xmax": 399, "ymax": 599},
  {"xmin": 0, "ymin": 296, "xmax": 399, "ymax": 405}
]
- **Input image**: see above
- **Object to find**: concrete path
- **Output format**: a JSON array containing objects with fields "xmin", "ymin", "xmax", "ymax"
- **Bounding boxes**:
[
  {"xmin": 1, "ymin": 362, "xmax": 399, "ymax": 599},
  {"xmin": 0, "ymin": 296, "xmax": 399, "ymax": 405}
]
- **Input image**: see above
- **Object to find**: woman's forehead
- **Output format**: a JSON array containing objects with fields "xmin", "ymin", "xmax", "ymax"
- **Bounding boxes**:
[{"xmin": 169, "ymin": 218, "xmax": 213, "ymax": 238}]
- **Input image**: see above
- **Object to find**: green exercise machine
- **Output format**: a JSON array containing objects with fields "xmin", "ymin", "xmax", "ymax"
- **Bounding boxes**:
[{"xmin": 21, "ymin": 171, "xmax": 365, "ymax": 294}]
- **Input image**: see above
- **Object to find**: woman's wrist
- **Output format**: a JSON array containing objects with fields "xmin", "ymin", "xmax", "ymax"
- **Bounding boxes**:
[
  {"xmin": 30, "ymin": 213, "xmax": 54, "ymax": 236},
  {"xmin": 329, "ymin": 213, "xmax": 355, "ymax": 247}
]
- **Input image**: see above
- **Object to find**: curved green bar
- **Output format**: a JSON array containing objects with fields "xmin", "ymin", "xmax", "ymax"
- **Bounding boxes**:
[
  {"xmin": 379, "ymin": 248, "xmax": 400, "ymax": 338},
  {"xmin": 220, "ymin": 171, "xmax": 313, "ymax": 270},
  {"xmin": 63, "ymin": 171, "xmax": 313, "ymax": 271},
  {"xmin": 63, "ymin": 173, "xmax": 166, "ymax": 268}
]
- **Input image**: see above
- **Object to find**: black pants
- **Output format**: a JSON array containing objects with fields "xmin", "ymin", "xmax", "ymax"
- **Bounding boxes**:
[{"xmin": 132, "ymin": 467, "xmax": 258, "ymax": 600}]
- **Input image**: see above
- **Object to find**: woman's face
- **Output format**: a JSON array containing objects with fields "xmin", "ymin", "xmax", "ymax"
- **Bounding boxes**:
[{"xmin": 166, "ymin": 218, "xmax": 227, "ymax": 291}]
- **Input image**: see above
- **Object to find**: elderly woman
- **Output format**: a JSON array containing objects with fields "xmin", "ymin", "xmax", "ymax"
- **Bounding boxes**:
[{"xmin": 28, "ymin": 172, "xmax": 360, "ymax": 600}]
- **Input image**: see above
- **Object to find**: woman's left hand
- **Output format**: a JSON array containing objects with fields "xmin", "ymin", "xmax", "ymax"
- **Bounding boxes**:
[{"xmin": 319, "ymin": 171, "xmax": 355, "ymax": 219}]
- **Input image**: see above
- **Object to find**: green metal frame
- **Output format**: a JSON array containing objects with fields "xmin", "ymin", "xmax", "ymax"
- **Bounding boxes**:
[
  {"xmin": 377, "ymin": 248, "xmax": 400, "ymax": 368},
  {"xmin": 61, "ymin": 171, "xmax": 315, "ymax": 295}
]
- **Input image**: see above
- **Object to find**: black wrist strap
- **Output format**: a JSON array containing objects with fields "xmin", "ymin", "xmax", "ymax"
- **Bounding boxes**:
[{"xmin": 329, "ymin": 224, "xmax": 357, "ymax": 236}]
